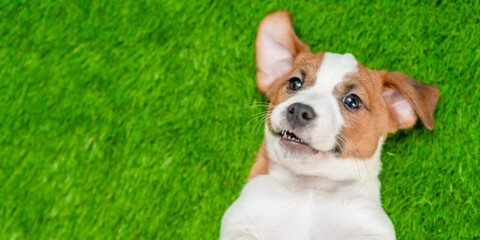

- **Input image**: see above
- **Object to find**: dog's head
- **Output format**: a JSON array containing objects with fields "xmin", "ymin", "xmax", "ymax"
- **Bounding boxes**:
[{"xmin": 256, "ymin": 11, "xmax": 439, "ymax": 176}]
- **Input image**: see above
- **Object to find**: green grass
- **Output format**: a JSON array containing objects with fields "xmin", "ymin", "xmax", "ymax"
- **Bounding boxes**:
[{"xmin": 1, "ymin": 0, "xmax": 479, "ymax": 239}]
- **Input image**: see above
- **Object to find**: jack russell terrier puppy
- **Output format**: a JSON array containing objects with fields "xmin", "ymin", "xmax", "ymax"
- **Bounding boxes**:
[{"xmin": 221, "ymin": 11, "xmax": 439, "ymax": 240}]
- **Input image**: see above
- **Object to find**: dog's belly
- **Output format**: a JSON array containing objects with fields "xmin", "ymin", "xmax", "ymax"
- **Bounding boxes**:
[{"xmin": 221, "ymin": 175, "xmax": 395, "ymax": 240}]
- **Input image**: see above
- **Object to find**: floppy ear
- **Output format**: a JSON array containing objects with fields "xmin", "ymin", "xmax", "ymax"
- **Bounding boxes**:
[
  {"xmin": 255, "ymin": 10, "xmax": 311, "ymax": 99},
  {"xmin": 381, "ymin": 71, "xmax": 440, "ymax": 132}
]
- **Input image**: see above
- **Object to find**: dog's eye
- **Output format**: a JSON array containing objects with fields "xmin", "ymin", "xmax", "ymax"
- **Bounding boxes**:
[
  {"xmin": 342, "ymin": 94, "xmax": 363, "ymax": 109},
  {"xmin": 288, "ymin": 77, "xmax": 303, "ymax": 91}
]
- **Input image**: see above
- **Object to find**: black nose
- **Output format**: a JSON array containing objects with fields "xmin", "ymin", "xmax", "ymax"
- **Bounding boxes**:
[{"xmin": 287, "ymin": 103, "xmax": 316, "ymax": 127}]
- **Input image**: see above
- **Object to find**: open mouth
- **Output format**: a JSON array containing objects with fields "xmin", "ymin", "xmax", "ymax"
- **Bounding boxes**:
[
  {"xmin": 271, "ymin": 129, "xmax": 332, "ymax": 155},
  {"xmin": 278, "ymin": 130, "xmax": 307, "ymax": 144},
  {"xmin": 273, "ymin": 129, "xmax": 319, "ymax": 154}
]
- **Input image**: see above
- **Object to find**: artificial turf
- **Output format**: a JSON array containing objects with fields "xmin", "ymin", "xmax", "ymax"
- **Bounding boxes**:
[{"xmin": 1, "ymin": 0, "xmax": 479, "ymax": 239}]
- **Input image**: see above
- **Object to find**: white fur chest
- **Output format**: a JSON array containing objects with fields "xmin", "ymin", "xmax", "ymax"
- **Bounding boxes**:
[{"xmin": 220, "ymin": 170, "xmax": 395, "ymax": 240}]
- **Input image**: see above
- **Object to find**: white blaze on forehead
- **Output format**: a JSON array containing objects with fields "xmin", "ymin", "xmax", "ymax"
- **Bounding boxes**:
[{"xmin": 315, "ymin": 52, "xmax": 358, "ymax": 89}]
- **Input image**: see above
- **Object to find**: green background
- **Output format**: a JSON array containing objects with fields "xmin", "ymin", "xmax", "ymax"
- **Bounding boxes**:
[{"xmin": 2, "ymin": 0, "xmax": 479, "ymax": 239}]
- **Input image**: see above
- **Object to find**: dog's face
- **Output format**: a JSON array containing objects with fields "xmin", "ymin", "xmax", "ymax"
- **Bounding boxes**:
[
  {"xmin": 256, "ymin": 11, "xmax": 439, "ymax": 175},
  {"xmin": 265, "ymin": 53, "xmax": 388, "ymax": 173}
]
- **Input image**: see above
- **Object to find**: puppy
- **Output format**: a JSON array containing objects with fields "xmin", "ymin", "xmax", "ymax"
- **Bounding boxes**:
[{"xmin": 221, "ymin": 11, "xmax": 439, "ymax": 240}]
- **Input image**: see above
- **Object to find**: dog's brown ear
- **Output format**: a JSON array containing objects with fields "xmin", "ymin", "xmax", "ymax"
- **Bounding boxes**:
[
  {"xmin": 381, "ymin": 71, "xmax": 440, "ymax": 132},
  {"xmin": 256, "ymin": 11, "xmax": 310, "ymax": 99}
]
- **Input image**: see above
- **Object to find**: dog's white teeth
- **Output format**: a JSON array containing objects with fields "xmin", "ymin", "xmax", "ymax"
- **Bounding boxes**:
[{"xmin": 280, "ymin": 130, "xmax": 305, "ymax": 144}]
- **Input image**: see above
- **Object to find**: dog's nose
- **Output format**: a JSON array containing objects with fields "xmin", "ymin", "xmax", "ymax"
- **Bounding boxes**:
[{"xmin": 287, "ymin": 103, "xmax": 316, "ymax": 127}]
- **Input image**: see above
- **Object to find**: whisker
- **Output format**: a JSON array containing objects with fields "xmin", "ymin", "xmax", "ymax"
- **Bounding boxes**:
[
  {"xmin": 361, "ymin": 157, "xmax": 373, "ymax": 185},
  {"xmin": 335, "ymin": 133, "xmax": 348, "ymax": 155},
  {"xmin": 249, "ymin": 110, "xmax": 271, "ymax": 136},
  {"xmin": 240, "ymin": 102, "xmax": 277, "ymax": 136},
  {"xmin": 243, "ymin": 112, "xmax": 268, "ymax": 131},
  {"xmin": 235, "ymin": 102, "xmax": 271, "ymax": 111},
  {"xmin": 353, "ymin": 147, "xmax": 373, "ymax": 185},
  {"xmin": 252, "ymin": 113, "xmax": 272, "ymax": 136},
  {"xmin": 251, "ymin": 115, "xmax": 268, "ymax": 136},
  {"xmin": 350, "ymin": 149, "xmax": 362, "ymax": 177},
  {"xmin": 251, "ymin": 111, "xmax": 269, "ymax": 118}
]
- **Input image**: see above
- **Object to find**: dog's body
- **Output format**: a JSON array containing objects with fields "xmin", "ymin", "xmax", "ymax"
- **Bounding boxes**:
[
  {"xmin": 221, "ymin": 143, "xmax": 394, "ymax": 240},
  {"xmin": 221, "ymin": 11, "xmax": 439, "ymax": 240}
]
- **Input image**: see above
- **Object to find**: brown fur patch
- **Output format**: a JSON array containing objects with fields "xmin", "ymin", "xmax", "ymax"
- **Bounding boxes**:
[
  {"xmin": 248, "ymin": 142, "xmax": 269, "ymax": 180},
  {"xmin": 266, "ymin": 53, "xmax": 325, "ymax": 127},
  {"xmin": 333, "ymin": 64, "xmax": 392, "ymax": 160}
]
